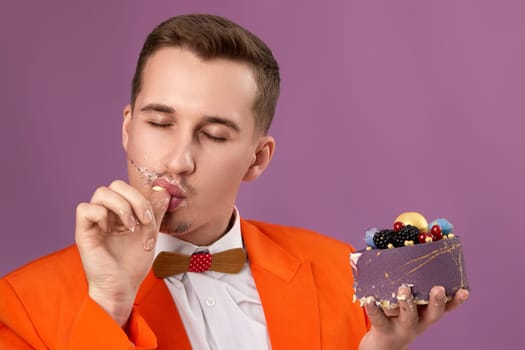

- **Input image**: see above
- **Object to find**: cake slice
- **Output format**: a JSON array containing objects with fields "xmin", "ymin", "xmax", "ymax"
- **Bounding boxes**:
[{"xmin": 350, "ymin": 212, "xmax": 469, "ymax": 308}]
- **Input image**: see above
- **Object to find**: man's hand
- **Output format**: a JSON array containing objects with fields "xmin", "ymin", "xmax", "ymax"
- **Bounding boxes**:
[
  {"xmin": 359, "ymin": 285, "xmax": 469, "ymax": 350},
  {"xmin": 75, "ymin": 180, "xmax": 170, "ymax": 326}
]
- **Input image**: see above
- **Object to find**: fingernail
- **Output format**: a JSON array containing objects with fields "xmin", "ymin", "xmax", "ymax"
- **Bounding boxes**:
[
  {"xmin": 396, "ymin": 285, "xmax": 412, "ymax": 301},
  {"xmin": 459, "ymin": 290, "xmax": 469, "ymax": 304},
  {"xmin": 143, "ymin": 237, "xmax": 155, "ymax": 251},
  {"xmin": 129, "ymin": 215, "xmax": 137, "ymax": 229},
  {"xmin": 431, "ymin": 287, "xmax": 447, "ymax": 306},
  {"xmin": 435, "ymin": 286, "xmax": 446, "ymax": 300},
  {"xmin": 144, "ymin": 209, "xmax": 153, "ymax": 223}
]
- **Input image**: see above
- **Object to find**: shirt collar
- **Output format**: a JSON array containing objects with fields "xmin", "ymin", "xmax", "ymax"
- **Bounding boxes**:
[{"xmin": 154, "ymin": 207, "xmax": 243, "ymax": 260}]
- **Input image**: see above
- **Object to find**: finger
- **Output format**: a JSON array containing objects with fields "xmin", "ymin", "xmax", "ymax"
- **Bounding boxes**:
[
  {"xmin": 383, "ymin": 307, "xmax": 400, "ymax": 317},
  {"xmin": 108, "ymin": 180, "xmax": 156, "ymax": 225},
  {"xmin": 397, "ymin": 285, "xmax": 418, "ymax": 328},
  {"xmin": 90, "ymin": 186, "xmax": 137, "ymax": 229},
  {"xmin": 102, "ymin": 180, "xmax": 169, "ymax": 251},
  {"xmin": 75, "ymin": 202, "xmax": 110, "ymax": 235},
  {"xmin": 148, "ymin": 186, "xmax": 170, "ymax": 228},
  {"xmin": 363, "ymin": 297, "xmax": 391, "ymax": 331},
  {"xmin": 421, "ymin": 286, "xmax": 447, "ymax": 325},
  {"xmin": 445, "ymin": 288, "xmax": 469, "ymax": 312},
  {"xmin": 141, "ymin": 186, "xmax": 170, "ymax": 251}
]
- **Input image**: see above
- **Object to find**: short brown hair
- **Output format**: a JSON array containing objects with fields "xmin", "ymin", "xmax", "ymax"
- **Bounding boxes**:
[{"xmin": 131, "ymin": 14, "xmax": 280, "ymax": 134}]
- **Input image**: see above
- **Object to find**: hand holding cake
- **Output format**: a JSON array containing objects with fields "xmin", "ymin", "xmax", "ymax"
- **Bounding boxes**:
[
  {"xmin": 352, "ymin": 211, "xmax": 469, "ymax": 307},
  {"xmin": 354, "ymin": 212, "xmax": 470, "ymax": 350}
]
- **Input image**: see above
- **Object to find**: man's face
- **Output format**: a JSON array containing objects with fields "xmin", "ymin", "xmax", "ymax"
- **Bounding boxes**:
[{"xmin": 122, "ymin": 47, "xmax": 273, "ymax": 245}]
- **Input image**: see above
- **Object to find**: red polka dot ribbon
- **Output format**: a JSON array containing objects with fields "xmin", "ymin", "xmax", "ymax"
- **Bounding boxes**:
[
  {"xmin": 188, "ymin": 253, "xmax": 213, "ymax": 272},
  {"xmin": 152, "ymin": 248, "xmax": 247, "ymax": 278}
]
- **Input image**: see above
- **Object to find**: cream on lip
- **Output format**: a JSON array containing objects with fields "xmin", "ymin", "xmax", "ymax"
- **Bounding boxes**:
[
  {"xmin": 151, "ymin": 178, "xmax": 187, "ymax": 212},
  {"xmin": 151, "ymin": 178, "xmax": 186, "ymax": 198}
]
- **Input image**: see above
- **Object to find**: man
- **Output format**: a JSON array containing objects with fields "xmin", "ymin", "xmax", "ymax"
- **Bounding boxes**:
[{"xmin": 0, "ymin": 14, "xmax": 468, "ymax": 349}]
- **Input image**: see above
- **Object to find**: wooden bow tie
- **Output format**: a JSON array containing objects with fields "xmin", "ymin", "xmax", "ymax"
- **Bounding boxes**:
[{"xmin": 152, "ymin": 248, "xmax": 246, "ymax": 278}]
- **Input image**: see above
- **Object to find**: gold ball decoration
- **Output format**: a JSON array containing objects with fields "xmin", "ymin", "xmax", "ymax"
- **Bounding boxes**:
[{"xmin": 394, "ymin": 212, "xmax": 429, "ymax": 233}]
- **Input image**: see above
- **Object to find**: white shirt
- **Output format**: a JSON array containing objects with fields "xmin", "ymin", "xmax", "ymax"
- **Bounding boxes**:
[{"xmin": 154, "ymin": 209, "xmax": 271, "ymax": 350}]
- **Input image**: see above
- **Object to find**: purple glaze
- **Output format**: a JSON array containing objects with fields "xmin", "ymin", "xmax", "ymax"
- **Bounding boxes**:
[{"xmin": 351, "ymin": 237, "xmax": 469, "ymax": 307}]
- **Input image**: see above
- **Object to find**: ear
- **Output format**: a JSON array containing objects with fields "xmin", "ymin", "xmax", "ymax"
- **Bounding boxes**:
[
  {"xmin": 243, "ymin": 135, "xmax": 276, "ymax": 181},
  {"xmin": 122, "ymin": 104, "xmax": 132, "ymax": 152}
]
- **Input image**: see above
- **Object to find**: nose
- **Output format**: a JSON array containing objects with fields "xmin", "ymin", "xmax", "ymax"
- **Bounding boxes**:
[{"xmin": 164, "ymin": 133, "xmax": 196, "ymax": 176}]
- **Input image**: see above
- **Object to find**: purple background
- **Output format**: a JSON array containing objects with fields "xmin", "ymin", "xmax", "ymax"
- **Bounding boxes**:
[{"xmin": 1, "ymin": 0, "xmax": 523, "ymax": 348}]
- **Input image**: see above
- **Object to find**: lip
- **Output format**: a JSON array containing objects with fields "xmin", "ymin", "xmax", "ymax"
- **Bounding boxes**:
[
  {"xmin": 152, "ymin": 178, "xmax": 186, "ymax": 197},
  {"xmin": 151, "ymin": 178, "xmax": 187, "ymax": 212}
]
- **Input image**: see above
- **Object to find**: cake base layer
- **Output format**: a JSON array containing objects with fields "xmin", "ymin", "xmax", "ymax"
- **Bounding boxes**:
[{"xmin": 350, "ymin": 237, "xmax": 469, "ymax": 308}]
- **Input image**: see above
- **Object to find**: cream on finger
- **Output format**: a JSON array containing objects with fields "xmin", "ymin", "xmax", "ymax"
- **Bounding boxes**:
[{"xmin": 151, "ymin": 178, "xmax": 187, "ymax": 212}]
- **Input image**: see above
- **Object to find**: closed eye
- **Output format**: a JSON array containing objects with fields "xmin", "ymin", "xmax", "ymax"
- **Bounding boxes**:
[
  {"xmin": 202, "ymin": 132, "xmax": 227, "ymax": 142},
  {"xmin": 148, "ymin": 121, "xmax": 173, "ymax": 128}
]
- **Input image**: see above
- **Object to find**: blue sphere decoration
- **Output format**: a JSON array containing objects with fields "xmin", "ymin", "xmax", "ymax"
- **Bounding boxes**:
[
  {"xmin": 364, "ymin": 227, "xmax": 380, "ymax": 248},
  {"xmin": 428, "ymin": 218, "xmax": 453, "ymax": 234}
]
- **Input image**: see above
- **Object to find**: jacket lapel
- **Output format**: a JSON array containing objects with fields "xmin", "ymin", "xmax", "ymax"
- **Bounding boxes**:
[
  {"xmin": 241, "ymin": 220, "xmax": 321, "ymax": 350},
  {"xmin": 135, "ymin": 271, "xmax": 192, "ymax": 350}
]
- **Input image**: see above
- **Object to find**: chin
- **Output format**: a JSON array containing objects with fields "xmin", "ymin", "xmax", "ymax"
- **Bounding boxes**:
[{"xmin": 159, "ymin": 217, "xmax": 192, "ymax": 235}]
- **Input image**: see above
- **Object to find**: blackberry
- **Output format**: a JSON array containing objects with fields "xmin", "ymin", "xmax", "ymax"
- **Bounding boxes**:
[
  {"xmin": 373, "ymin": 229, "xmax": 395, "ymax": 249},
  {"xmin": 393, "ymin": 225, "xmax": 420, "ymax": 247}
]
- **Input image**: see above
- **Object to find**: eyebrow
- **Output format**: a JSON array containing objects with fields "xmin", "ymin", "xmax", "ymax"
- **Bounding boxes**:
[
  {"xmin": 203, "ymin": 116, "xmax": 241, "ymax": 133},
  {"xmin": 140, "ymin": 103, "xmax": 241, "ymax": 132},
  {"xmin": 140, "ymin": 103, "xmax": 175, "ymax": 114}
]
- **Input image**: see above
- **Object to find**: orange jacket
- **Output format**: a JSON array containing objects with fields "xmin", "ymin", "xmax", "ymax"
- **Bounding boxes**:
[{"xmin": 0, "ymin": 219, "xmax": 369, "ymax": 349}]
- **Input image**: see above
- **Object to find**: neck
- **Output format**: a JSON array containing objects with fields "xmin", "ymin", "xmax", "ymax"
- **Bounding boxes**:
[{"xmin": 173, "ymin": 209, "xmax": 237, "ymax": 247}]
